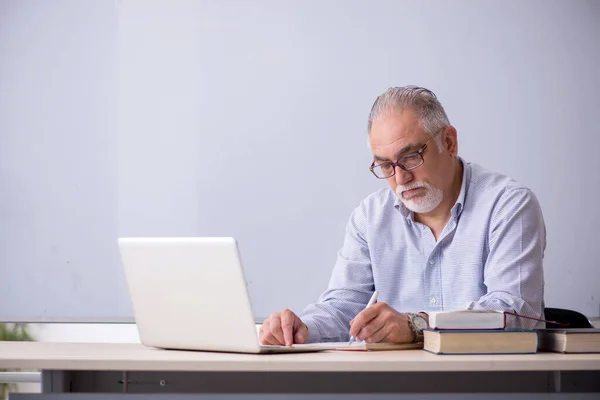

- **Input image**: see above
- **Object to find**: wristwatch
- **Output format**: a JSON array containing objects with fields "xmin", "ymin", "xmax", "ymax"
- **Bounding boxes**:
[{"xmin": 407, "ymin": 313, "xmax": 428, "ymax": 343}]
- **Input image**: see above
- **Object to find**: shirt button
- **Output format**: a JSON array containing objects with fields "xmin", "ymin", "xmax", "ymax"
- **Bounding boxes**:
[
  {"xmin": 430, "ymin": 297, "xmax": 437, "ymax": 304},
  {"xmin": 429, "ymin": 259, "xmax": 435, "ymax": 265}
]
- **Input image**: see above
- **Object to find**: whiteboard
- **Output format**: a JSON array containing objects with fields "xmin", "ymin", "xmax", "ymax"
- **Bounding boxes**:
[{"xmin": 1, "ymin": 0, "xmax": 599, "ymax": 322}]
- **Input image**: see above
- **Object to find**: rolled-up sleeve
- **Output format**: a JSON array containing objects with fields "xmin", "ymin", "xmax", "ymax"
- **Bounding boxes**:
[
  {"xmin": 299, "ymin": 203, "xmax": 375, "ymax": 343},
  {"xmin": 468, "ymin": 188, "xmax": 547, "ymax": 329}
]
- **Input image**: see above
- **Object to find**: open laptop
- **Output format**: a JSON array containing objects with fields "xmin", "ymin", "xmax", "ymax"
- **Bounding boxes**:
[{"xmin": 118, "ymin": 237, "xmax": 358, "ymax": 353}]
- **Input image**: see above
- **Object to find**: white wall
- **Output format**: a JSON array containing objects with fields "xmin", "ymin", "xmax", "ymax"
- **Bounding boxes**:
[{"xmin": 0, "ymin": 0, "xmax": 128, "ymax": 321}]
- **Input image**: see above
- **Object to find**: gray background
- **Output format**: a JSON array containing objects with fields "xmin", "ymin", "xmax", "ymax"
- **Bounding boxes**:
[{"xmin": 1, "ymin": 0, "xmax": 599, "ymax": 322}]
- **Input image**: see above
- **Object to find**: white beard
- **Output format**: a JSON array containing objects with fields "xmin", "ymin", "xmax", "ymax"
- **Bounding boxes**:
[{"xmin": 395, "ymin": 181, "xmax": 443, "ymax": 213}]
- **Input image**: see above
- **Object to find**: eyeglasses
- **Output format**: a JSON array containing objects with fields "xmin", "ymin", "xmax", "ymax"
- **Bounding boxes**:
[{"xmin": 369, "ymin": 130, "xmax": 442, "ymax": 179}]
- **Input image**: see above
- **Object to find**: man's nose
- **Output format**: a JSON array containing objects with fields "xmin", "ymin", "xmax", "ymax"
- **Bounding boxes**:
[{"xmin": 394, "ymin": 166, "xmax": 413, "ymax": 186}]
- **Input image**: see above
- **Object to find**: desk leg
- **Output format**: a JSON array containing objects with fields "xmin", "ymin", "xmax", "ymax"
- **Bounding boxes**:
[
  {"xmin": 552, "ymin": 371, "xmax": 562, "ymax": 392},
  {"xmin": 121, "ymin": 372, "xmax": 128, "ymax": 393}
]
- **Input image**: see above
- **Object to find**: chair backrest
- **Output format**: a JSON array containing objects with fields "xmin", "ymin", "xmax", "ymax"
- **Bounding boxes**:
[{"xmin": 544, "ymin": 307, "xmax": 593, "ymax": 329}]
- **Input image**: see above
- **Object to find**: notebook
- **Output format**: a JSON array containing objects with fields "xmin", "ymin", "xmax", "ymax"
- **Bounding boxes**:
[{"xmin": 324, "ymin": 342, "xmax": 423, "ymax": 351}]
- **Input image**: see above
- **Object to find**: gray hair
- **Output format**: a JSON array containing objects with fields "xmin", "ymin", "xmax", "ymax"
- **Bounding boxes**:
[{"xmin": 367, "ymin": 86, "xmax": 450, "ymax": 151}]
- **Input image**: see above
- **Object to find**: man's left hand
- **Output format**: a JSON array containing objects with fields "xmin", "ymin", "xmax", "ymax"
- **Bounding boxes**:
[{"xmin": 349, "ymin": 302, "xmax": 414, "ymax": 343}]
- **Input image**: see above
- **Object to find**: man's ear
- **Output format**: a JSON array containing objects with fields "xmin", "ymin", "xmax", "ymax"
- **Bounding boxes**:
[{"xmin": 443, "ymin": 126, "xmax": 458, "ymax": 157}]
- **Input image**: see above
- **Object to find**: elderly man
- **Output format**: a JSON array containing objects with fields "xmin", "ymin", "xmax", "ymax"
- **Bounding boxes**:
[{"xmin": 259, "ymin": 86, "xmax": 546, "ymax": 346}]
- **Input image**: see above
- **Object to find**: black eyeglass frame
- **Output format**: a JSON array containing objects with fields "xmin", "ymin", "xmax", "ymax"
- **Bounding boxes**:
[{"xmin": 369, "ymin": 129, "xmax": 444, "ymax": 179}]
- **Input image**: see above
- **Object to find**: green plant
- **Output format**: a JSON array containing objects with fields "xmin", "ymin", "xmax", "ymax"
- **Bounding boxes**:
[{"xmin": 0, "ymin": 323, "xmax": 34, "ymax": 400}]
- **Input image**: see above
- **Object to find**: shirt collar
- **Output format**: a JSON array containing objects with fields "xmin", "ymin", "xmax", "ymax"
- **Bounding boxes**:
[
  {"xmin": 394, "ymin": 157, "xmax": 469, "ymax": 222},
  {"xmin": 451, "ymin": 156, "xmax": 469, "ymax": 218}
]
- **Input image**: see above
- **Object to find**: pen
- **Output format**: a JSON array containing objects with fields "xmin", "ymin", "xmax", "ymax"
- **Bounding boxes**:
[{"xmin": 348, "ymin": 290, "xmax": 379, "ymax": 345}]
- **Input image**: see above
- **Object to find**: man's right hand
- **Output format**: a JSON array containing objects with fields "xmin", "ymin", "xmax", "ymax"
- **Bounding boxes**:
[{"xmin": 259, "ymin": 309, "xmax": 308, "ymax": 346}]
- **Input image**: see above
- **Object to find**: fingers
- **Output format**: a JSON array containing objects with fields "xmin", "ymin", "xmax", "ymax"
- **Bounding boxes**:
[
  {"xmin": 260, "ymin": 324, "xmax": 282, "ymax": 345},
  {"xmin": 259, "ymin": 310, "xmax": 306, "ymax": 346},
  {"xmin": 280, "ymin": 309, "xmax": 295, "ymax": 346},
  {"xmin": 294, "ymin": 321, "xmax": 308, "ymax": 344},
  {"xmin": 356, "ymin": 311, "xmax": 388, "ymax": 343},
  {"xmin": 259, "ymin": 319, "xmax": 275, "ymax": 345},
  {"xmin": 362, "ymin": 315, "xmax": 391, "ymax": 343},
  {"xmin": 269, "ymin": 313, "xmax": 286, "ymax": 344},
  {"xmin": 259, "ymin": 313, "xmax": 285, "ymax": 345},
  {"xmin": 349, "ymin": 302, "xmax": 385, "ymax": 338},
  {"xmin": 360, "ymin": 309, "xmax": 411, "ymax": 344}
]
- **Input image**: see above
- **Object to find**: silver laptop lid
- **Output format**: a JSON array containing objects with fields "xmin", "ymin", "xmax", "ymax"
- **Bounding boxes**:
[{"xmin": 118, "ymin": 237, "xmax": 260, "ymax": 353}]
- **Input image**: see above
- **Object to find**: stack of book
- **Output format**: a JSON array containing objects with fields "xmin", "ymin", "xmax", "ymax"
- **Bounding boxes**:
[
  {"xmin": 422, "ymin": 310, "xmax": 538, "ymax": 355},
  {"xmin": 536, "ymin": 328, "xmax": 600, "ymax": 353}
]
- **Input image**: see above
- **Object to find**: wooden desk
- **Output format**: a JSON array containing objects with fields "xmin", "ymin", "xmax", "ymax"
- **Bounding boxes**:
[{"xmin": 1, "ymin": 342, "xmax": 599, "ymax": 398}]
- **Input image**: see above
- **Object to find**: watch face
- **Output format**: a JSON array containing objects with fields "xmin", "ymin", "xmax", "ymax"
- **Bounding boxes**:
[{"xmin": 413, "ymin": 316, "xmax": 428, "ymax": 330}]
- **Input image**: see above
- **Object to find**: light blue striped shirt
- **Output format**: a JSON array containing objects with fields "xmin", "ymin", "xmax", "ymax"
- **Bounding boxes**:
[{"xmin": 300, "ymin": 158, "xmax": 546, "ymax": 343}]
